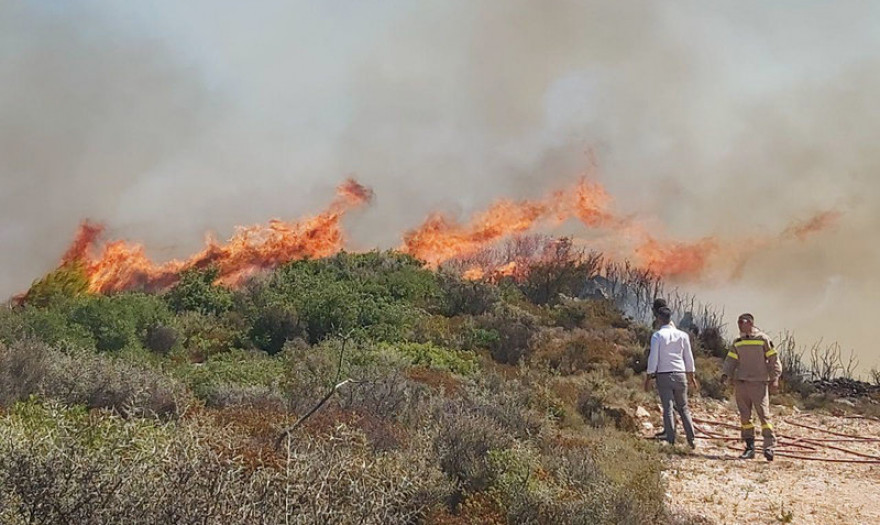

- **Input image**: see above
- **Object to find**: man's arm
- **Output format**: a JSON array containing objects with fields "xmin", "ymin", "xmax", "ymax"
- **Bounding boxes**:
[
  {"xmin": 765, "ymin": 338, "xmax": 782, "ymax": 391},
  {"xmin": 721, "ymin": 341, "xmax": 739, "ymax": 383},
  {"xmin": 683, "ymin": 332, "xmax": 699, "ymax": 388},
  {"xmin": 645, "ymin": 332, "xmax": 660, "ymax": 391}
]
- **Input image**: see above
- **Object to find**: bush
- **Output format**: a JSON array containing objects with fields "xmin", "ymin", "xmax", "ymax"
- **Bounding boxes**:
[
  {"xmin": 164, "ymin": 267, "xmax": 234, "ymax": 315},
  {"xmin": 0, "ymin": 304, "xmax": 95, "ymax": 349},
  {"xmin": 0, "ymin": 340, "xmax": 186, "ymax": 417},
  {"xmin": 552, "ymin": 297, "xmax": 630, "ymax": 331},
  {"xmin": 68, "ymin": 293, "xmax": 174, "ymax": 353},
  {"xmin": 0, "ymin": 401, "xmax": 449, "ymax": 524},
  {"xmin": 20, "ymin": 262, "xmax": 89, "ymax": 308},
  {"xmin": 144, "ymin": 324, "xmax": 179, "ymax": 354},
  {"xmin": 530, "ymin": 327, "xmax": 634, "ymax": 376},
  {"xmin": 387, "ymin": 342, "xmax": 478, "ymax": 375},
  {"xmin": 0, "ymin": 340, "xmax": 48, "ymax": 407},
  {"xmin": 516, "ymin": 240, "xmax": 602, "ymax": 305},
  {"xmin": 434, "ymin": 400, "xmax": 513, "ymax": 493},
  {"xmin": 479, "ymin": 304, "xmax": 540, "ymax": 365},
  {"xmin": 176, "ymin": 311, "xmax": 247, "ymax": 359},
  {"xmin": 694, "ymin": 356, "xmax": 727, "ymax": 400},
  {"xmin": 261, "ymin": 256, "xmax": 428, "ymax": 344},
  {"xmin": 437, "ymin": 271, "xmax": 500, "ymax": 316},
  {"xmin": 246, "ymin": 303, "xmax": 302, "ymax": 354},
  {"xmin": 43, "ymin": 347, "xmax": 187, "ymax": 417},
  {"xmin": 175, "ymin": 349, "xmax": 284, "ymax": 406},
  {"xmin": 537, "ymin": 430, "xmax": 666, "ymax": 524}
]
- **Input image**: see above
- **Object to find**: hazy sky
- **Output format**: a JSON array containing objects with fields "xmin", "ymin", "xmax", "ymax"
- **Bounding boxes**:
[{"xmin": 2, "ymin": 1, "xmax": 879, "ymax": 370}]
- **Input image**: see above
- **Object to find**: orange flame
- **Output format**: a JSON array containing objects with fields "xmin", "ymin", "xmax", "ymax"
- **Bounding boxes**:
[
  {"xmin": 402, "ymin": 177, "xmax": 612, "ymax": 265},
  {"xmin": 783, "ymin": 210, "xmax": 841, "ymax": 241},
  {"xmin": 634, "ymin": 237, "xmax": 719, "ymax": 278},
  {"xmin": 65, "ymin": 179, "xmax": 373, "ymax": 293},
  {"xmin": 33, "ymin": 171, "xmax": 842, "ymax": 299}
]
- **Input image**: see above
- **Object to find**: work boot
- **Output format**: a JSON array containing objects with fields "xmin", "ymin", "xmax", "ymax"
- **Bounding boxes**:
[
  {"xmin": 764, "ymin": 447, "xmax": 775, "ymax": 462},
  {"xmin": 739, "ymin": 439, "xmax": 755, "ymax": 460}
]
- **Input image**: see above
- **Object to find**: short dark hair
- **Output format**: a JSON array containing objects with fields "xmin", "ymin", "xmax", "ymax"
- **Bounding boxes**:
[
  {"xmin": 656, "ymin": 306, "xmax": 672, "ymax": 323},
  {"xmin": 652, "ymin": 298, "xmax": 668, "ymax": 314}
]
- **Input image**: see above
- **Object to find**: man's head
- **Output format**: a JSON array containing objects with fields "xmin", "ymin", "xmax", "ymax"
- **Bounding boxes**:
[
  {"xmin": 652, "ymin": 298, "xmax": 668, "ymax": 315},
  {"xmin": 737, "ymin": 313, "xmax": 755, "ymax": 334},
  {"xmin": 656, "ymin": 306, "xmax": 672, "ymax": 325}
]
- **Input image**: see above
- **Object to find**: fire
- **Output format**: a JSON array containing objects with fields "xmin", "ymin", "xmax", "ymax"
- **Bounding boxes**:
[
  {"xmin": 64, "ymin": 179, "xmax": 373, "ymax": 293},
  {"xmin": 402, "ymin": 177, "xmax": 612, "ymax": 266},
  {"xmin": 30, "ymin": 171, "xmax": 842, "ymax": 299},
  {"xmin": 634, "ymin": 237, "xmax": 719, "ymax": 278},
  {"xmin": 784, "ymin": 211, "xmax": 841, "ymax": 241}
]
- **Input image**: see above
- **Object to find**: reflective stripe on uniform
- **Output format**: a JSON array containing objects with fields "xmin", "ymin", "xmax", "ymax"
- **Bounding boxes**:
[
  {"xmin": 734, "ymin": 340, "xmax": 766, "ymax": 347},
  {"xmin": 741, "ymin": 422, "xmax": 755, "ymax": 430},
  {"xmin": 765, "ymin": 349, "xmax": 778, "ymax": 357},
  {"xmin": 762, "ymin": 423, "xmax": 773, "ymax": 430},
  {"xmin": 727, "ymin": 351, "xmax": 739, "ymax": 360}
]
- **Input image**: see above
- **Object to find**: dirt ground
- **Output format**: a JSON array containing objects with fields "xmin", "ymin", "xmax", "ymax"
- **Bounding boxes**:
[{"xmin": 640, "ymin": 398, "xmax": 880, "ymax": 525}]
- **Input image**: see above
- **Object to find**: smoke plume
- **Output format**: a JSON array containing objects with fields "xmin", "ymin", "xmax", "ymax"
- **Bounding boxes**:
[{"xmin": 2, "ymin": 1, "xmax": 878, "ymax": 369}]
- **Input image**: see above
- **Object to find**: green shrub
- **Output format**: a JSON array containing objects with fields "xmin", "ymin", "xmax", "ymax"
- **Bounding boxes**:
[
  {"xmin": 387, "ymin": 342, "xmax": 478, "ymax": 375},
  {"xmin": 20, "ymin": 262, "xmax": 89, "ymax": 308},
  {"xmin": 175, "ymin": 311, "xmax": 247, "ymax": 358},
  {"xmin": 0, "ymin": 401, "xmax": 449, "ymax": 524},
  {"xmin": 434, "ymin": 400, "xmax": 513, "ymax": 493},
  {"xmin": 67, "ymin": 293, "xmax": 174, "ymax": 353},
  {"xmin": 175, "ymin": 349, "xmax": 284, "ymax": 404},
  {"xmin": 530, "ymin": 327, "xmax": 634, "ymax": 376},
  {"xmin": 164, "ymin": 267, "xmax": 234, "ymax": 315},
  {"xmin": 437, "ymin": 271, "xmax": 500, "ymax": 316},
  {"xmin": 0, "ymin": 339, "xmax": 186, "ymax": 417},
  {"xmin": 0, "ymin": 340, "xmax": 48, "ymax": 407},
  {"xmin": 262, "ymin": 257, "xmax": 427, "ymax": 344},
  {"xmin": 479, "ymin": 304, "xmax": 540, "ymax": 365}
]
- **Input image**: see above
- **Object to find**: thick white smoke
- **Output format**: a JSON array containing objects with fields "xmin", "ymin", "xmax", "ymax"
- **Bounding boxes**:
[{"xmin": 2, "ymin": 0, "xmax": 878, "ymax": 369}]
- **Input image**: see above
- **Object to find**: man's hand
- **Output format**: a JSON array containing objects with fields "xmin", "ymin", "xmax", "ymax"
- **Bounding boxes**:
[
  {"xmin": 769, "ymin": 379, "xmax": 779, "ymax": 394},
  {"xmin": 688, "ymin": 373, "xmax": 700, "ymax": 391}
]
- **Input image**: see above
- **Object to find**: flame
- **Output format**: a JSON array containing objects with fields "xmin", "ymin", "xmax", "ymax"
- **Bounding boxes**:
[
  {"xmin": 634, "ymin": 237, "xmax": 719, "ymax": 278},
  {"xmin": 64, "ymin": 179, "xmax": 373, "ymax": 293},
  {"xmin": 402, "ymin": 177, "xmax": 612, "ymax": 265},
  {"xmin": 31, "ymin": 170, "xmax": 842, "ymax": 300},
  {"xmin": 783, "ymin": 210, "xmax": 841, "ymax": 241}
]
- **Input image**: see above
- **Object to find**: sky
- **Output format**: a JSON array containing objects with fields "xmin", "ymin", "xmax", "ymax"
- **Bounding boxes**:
[{"xmin": 2, "ymin": 0, "xmax": 879, "ymax": 371}]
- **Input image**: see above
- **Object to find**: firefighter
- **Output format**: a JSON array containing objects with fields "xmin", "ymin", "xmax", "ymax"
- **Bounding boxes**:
[{"xmin": 721, "ymin": 313, "xmax": 782, "ymax": 461}]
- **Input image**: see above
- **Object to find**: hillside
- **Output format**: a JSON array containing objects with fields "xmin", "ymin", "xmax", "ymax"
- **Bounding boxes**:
[{"xmin": 1, "ymin": 249, "xmax": 877, "ymax": 524}]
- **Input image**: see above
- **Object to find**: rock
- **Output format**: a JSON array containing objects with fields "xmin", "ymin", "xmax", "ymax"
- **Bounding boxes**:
[
  {"xmin": 636, "ymin": 406, "xmax": 651, "ymax": 418},
  {"xmin": 641, "ymin": 421, "xmax": 655, "ymax": 431}
]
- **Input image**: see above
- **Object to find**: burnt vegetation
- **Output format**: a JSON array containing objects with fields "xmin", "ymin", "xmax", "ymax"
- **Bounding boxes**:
[{"xmin": 0, "ymin": 240, "xmax": 874, "ymax": 524}]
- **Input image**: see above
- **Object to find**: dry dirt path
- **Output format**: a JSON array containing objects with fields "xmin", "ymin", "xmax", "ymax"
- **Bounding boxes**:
[{"xmin": 640, "ymin": 399, "xmax": 880, "ymax": 525}]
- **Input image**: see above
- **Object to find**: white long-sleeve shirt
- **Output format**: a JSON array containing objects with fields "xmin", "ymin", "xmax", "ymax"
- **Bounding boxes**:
[{"xmin": 647, "ymin": 324, "xmax": 695, "ymax": 375}]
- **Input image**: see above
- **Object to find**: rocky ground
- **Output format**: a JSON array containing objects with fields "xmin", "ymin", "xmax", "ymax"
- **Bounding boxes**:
[{"xmin": 640, "ymin": 399, "xmax": 880, "ymax": 525}]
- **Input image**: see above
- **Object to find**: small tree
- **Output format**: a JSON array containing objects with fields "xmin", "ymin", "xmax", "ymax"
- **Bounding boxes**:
[{"xmin": 22, "ymin": 262, "xmax": 90, "ymax": 308}]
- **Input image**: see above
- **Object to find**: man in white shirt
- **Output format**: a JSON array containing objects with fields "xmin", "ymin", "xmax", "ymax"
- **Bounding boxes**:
[{"xmin": 644, "ymin": 306, "xmax": 698, "ymax": 447}]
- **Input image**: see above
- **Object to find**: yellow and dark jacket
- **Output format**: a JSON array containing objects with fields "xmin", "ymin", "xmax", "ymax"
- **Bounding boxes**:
[{"xmin": 722, "ymin": 330, "xmax": 782, "ymax": 382}]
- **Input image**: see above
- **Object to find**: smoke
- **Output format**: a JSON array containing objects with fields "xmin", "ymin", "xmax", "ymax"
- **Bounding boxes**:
[{"xmin": 2, "ymin": 0, "xmax": 879, "ymax": 369}]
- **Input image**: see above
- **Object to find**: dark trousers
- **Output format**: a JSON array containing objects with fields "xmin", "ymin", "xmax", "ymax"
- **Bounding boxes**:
[{"xmin": 656, "ymin": 373, "xmax": 695, "ymax": 444}]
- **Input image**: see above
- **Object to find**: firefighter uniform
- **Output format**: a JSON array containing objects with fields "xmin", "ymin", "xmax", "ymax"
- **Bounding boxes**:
[{"xmin": 722, "ymin": 328, "xmax": 782, "ymax": 455}]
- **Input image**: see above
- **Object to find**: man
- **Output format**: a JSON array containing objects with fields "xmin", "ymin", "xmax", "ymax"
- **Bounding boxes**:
[
  {"xmin": 721, "ymin": 313, "xmax": 782, "ymax": 461},
  {"xmin": 644, "ymin": 306, "xmax": 698, "ymax": 447}
]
